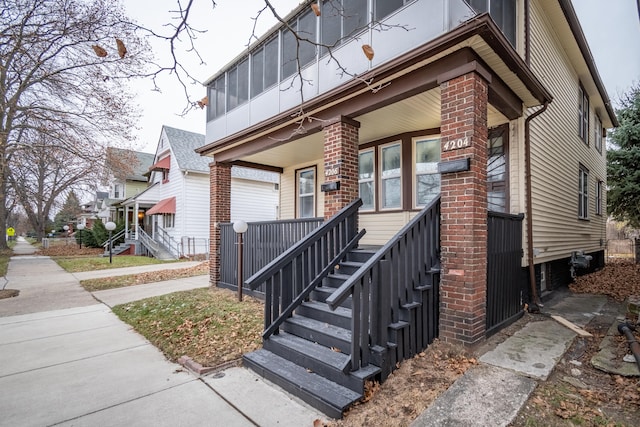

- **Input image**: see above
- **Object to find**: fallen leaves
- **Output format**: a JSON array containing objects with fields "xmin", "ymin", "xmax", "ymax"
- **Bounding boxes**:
[{"xmin": 570, "ymin": 258, "xmax": 640, "ymax": 301}]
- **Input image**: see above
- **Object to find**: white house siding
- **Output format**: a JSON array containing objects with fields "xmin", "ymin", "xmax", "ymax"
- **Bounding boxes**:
[
  {"xmin": 280, "ymin": 161, "xmax": 325, "ymax": 220},
  {"xmin": 527, "ymin": 1, "xmax": 607, "ymax": 264},
  {"xmin": 181, "ymin": 173, "xmax": 210, "ymax": 239},
  {"xmin": 231, "ymin": 178, "xmax": 279, "ymax": 222}
]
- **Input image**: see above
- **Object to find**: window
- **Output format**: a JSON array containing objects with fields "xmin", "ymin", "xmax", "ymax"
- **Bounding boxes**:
[
  {"xmin": 227, "ymin": 58, "xmax": 249, "ymax": 111},
  {"xmin": 375, "ymin": 0, "xmax": 409, "ymax": 20},
  {"xmin": 579, "ymin": 85, "xmax": 589, "ymax": 144},
  {"xmin": 282, "ymin": 10, "xmax": 317, "ymax": 80},
  {"xmin": 468, "ymin": 0, "xmax": 517, "ymax": 46},
  {"xmin": 321, "ymin": 0, "xmax": 368, "ymax": 53},
  {"xmin": 207, "ymin": 75, "xmax": 226, "ymax": 121},
  {"xmin": 251, "ymin": 37, "xmax": 279, "ymax": 98},
  {"xmin": 113, "ymin": 184, "xmax": 121, "ymax": 199},
  {"xmin": 162, "ymin": 168, "xmax": 169, "ymax": 183},
  {"xmin": 487, "ymin": 128, "xmax": 508, "ymax": 212},
  {"xmin": 358, "ymin": 150, "xmax": 375, "ymax": 210},
  {"xmin": 163, "ymin": 213, "xmax": 175, "ymax": 228},
  {"xmin": 595, "ymin": 115, "xmax": 603, "ymax": 154},
  {"xmin": 297, "ymin": 167, "xmax": 316, "ymax": 218},
  {"xmin": 414, "ymin": 138, "xmax": 440, "ymax": 207},
  {"xmin": 596, "ymin": 180, "xmax": 603, "ymax": 216},
  {"xmin": 380, "ymin": 143, "xmax": 402, "ymax": 209},
  {"xmin": 578, "ymin": 165, "xmax": 589, "ymax": 219}
]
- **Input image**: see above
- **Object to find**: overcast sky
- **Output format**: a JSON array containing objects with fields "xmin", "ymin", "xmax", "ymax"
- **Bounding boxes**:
[{"xmin": 126, "ymin": 1, "xmax": 640, "ymax": 154}]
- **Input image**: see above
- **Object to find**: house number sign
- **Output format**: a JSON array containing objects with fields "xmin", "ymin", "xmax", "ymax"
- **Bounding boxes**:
[
  {"xmin": 325, "ymin": 167, "xmax": 340, "ymax": 177},
  {"xmin": 442, "ymin": 137, "xmax": 471, "ymax": 152}
]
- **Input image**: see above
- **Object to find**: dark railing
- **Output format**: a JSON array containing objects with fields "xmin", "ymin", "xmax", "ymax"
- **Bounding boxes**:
[
  {"xmin": 486, "ymin": 211, "xmax": 525, "ymax": 336},
  {"xmin": 326, "ymin": 197, "xmax": 441, "ymax": 372},
  {"xmin": 246, "ymin": 199, "xmax": 364, "ymax": 339},
  {"xmin": 219, "ymin": 217, "xmax": 324, "ymax": 294}
]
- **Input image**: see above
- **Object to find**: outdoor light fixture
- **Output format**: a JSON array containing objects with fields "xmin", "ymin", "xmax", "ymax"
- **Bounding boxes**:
[
  {"xmin": 105, "ymin": 221, "xmax": 116, "ymax": 264},
  {"xmin": 77, "ymin": 223, "xmax": 85, "ymax": 249},
  {"xmin": 138, "ymin": 211, "xmax": 144, "ymax": 220},
  {"xmin": 233, "ymin": 220, "xmax": 248, "ymax": 301},
  {"xmin": 63, "ymin": 225, "xmax": 70, "ymax": 244}
]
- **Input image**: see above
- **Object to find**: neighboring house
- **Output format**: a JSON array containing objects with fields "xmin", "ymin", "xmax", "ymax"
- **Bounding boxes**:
[
  {"xmin": 77, "ymin": 191, "xmax": 110, "ymax": 227},
  {"xmin": 138, "ymin": 125, "xmax": 279, "ymax": 258},
  {"xmin": 196, "ymin": 0, "xmax": 617, "ymax": 417}
]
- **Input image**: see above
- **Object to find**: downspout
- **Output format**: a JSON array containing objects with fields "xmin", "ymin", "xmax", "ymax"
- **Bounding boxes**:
[{"xmin": 524, "ymin": 101, "xmax": 549, "ymax": 308}]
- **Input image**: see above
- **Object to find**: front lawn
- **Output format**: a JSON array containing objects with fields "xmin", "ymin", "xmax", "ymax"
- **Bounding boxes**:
[
  {"xmin": 55, "ymin": 255, "xmax": 183, "ymax": 273},
  {"xmin": 112, "ymin": 288, "xmax": 263, "ymax": 367}
]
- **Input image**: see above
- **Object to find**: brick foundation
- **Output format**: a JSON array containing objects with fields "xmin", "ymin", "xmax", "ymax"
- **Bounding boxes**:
[
  {"xmin": 209, "ymin": 162, "xmax": 231, "ymax": 286},
  {"xmin": 323, "ymin": 116, "xmax": 360, "ymax": 220},
  {"xmin": 439, "ymin": 71, "xmax": 489, "ymax": 345}
]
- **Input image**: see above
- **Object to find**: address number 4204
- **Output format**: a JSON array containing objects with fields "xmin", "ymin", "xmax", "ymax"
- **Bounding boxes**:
[{"xmin": 442, "ymin": 137, "xmax": 471, "ymax": 151}]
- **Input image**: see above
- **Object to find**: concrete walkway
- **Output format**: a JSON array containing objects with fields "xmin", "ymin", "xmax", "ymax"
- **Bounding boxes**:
[{"xmin": 0, "ymin": 238, "xmax": 327, "ymax": 426}]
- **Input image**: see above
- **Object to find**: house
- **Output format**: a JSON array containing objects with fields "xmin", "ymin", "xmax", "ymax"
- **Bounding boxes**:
[
  {"xmin": 124, "ymin": 125, "xmax": 279, "ymax": 259},
  {"xmin": 196, "ymin": 0, "xmax": 617, "ymax": 417}
]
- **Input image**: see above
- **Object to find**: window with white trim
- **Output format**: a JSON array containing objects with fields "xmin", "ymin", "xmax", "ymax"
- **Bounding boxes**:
[
  {"xmin": 297, "ymin": 167, "xmax": 316, "ymax": 218},
  {"xmin": 595, "ymin": 115, "xmax": 603, "ymax": 154},
  {"xmin": 579, "ymin": 85, "xmax": 589, "ymax": 144},
  {"xmin": 468, "ymin": 0, "xmax": 517, "ymax": 46},
  {"xmin": 596, "ymin": 180, "xmax": 603, "ymax": 216},
  {"xmin": 578, "ymin": 165, "xmax": 589, "ymax": 219},
  {"xmin": 282, "ymin": 10, "xmax": 317, "ymax": 80},
  {"xmin": 251, "ymin": 37, "xmax": 279, "ymax": 98},
  {"xmin": 321, "ymin": 0, "xmax": 368, "ymax": 54},
  {"xmin": 227, "ymin": 58, "xmax": 249, "ymax": 111},
  {"xmin": 358, "ymin": 150, "xmax": 375, "ymax": 210},
  {"xmin": 113, "ymin": 184, "xmax": 121, "ymax": 199},
  {"xmin": 414, "ymin": 138, "xmax": 440, "ymax": 207},
  {"xmin": 163, "ymin": 213, "xmax": 175, "ymax": 228},
  {"xmin": 380, "ymin": 142, "xmax": 402, "ymax": 209}
]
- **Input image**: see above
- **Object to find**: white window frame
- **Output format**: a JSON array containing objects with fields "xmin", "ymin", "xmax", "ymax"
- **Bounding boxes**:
[
  {"xmin": 379, "ymin": 141, "xmax": 402, "ymax": 210},
  {"xmin": 595, "ymin": 115, "xmax": 603, "ymax": 154},
  {"xmin": 297, "ymin": 167, "xmax": 316, "ymax": 218},
  {"xmin": 163, "ymin": 213, "xmax": 175, "ymax": 228},
  {"xmin": 579, "ymin": 85, "xmax": 589, "ymax": 144},
  {"xmin": 413, "ymin": 137, "xmax": 441, "ymax": 208},
  {"xmin": 358, "ymin": 149, "xmax": 376, "ymax": 211},
  {"xmin": 596, "ymin": 180, "xmax": 603, "ymax": 216},
  {"xmin": 578, "ymin": 165, "xmax": 589, "ymax": 220}
]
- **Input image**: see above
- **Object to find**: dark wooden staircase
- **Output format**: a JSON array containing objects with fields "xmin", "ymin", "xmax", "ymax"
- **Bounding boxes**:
[
  {"xmin": 244, "ymin": 249, "xmax": 380, "ymax": 419},
  {"xmin": 242, "ymin": 198, "xmax": 441, "ymax": 419}
]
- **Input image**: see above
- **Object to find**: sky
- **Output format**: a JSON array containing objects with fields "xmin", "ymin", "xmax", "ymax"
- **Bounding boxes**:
[{"xmin": 125, "ymin": 0, "xmax": 640, "ymax": 154}]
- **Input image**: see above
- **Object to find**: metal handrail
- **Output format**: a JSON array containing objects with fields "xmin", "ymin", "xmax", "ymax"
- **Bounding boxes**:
[{"xmin": 156, "ymin": 225, "xmax": 182, "ymax": 258}]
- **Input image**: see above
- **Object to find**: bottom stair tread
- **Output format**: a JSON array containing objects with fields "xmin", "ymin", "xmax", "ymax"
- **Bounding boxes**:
[{"xmin": 244, "ymin": 349, "xmax": 362, "ymax": 418}]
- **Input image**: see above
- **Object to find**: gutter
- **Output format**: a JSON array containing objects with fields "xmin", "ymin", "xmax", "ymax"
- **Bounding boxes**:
[{"xmin": 524, "ymin": 101, "xmax": 550, "ymax": 308}]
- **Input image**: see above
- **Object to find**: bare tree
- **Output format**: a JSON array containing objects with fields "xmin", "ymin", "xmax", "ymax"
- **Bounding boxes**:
[
  {"xmin": 9, "ymin": 135, "xmax": 101, "ymax": 240},
  {"xmin": 0, "ymin": 0, "xmax": 151, "ymax": 247}
]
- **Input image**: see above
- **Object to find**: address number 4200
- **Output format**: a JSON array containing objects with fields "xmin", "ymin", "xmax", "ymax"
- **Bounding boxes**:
[{"xmin": 442, "ymin": 137, "xmax": 471, "ymax": 151}]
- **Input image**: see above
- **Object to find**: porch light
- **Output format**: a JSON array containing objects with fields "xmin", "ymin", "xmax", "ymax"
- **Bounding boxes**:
[
  {"xmin": 77, "ymin": 223, "xmax": 85, "ymax": 249},
  {"xmin": 105, "ymin": 221, "xmax": 116, "ymax": 264},
  {"xmin": 138, "ymin": 211, "xmax": 144, "ymax": 220},
  {"xmin": 233, "ymin": 220, "xmax": 249, "ymax": 301}
]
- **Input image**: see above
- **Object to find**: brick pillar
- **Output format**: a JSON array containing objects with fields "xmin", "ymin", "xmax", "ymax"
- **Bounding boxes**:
[
  {"xmin": 323, "ymin": 116, "xmax": 360, "ymax": 220},
  {"xmin": 439, "ymin": 71, "xmax": 489, "ymax": 345},
  {"xmin": 209, "ymin": 161, "xmax": 231, "ymax": 286}
]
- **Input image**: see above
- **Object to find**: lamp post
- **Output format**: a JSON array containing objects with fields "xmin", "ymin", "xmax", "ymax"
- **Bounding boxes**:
[
  {"xmin": 233, "ymin": 220, "xmax": 248, "ymax": 301},
  {"xmin": 105, "ymin": 221, "xmax": 116, "ymax": 264},
  {"xmin": 63, "ymin": 225, "xmax": 69, "ymax": 245},
  {"xmin": 77, "ymin": 223, "xmax": 85, "ymax": 249}
]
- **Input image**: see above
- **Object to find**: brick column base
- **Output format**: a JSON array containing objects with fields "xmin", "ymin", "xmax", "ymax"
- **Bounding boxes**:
[
  {"xmin": 209, "ymin": 162, "xmax": 231, "ymax": 286},
  {"xmin": 439, "ymin": 70, "xmax": 489, "ymax": 345},
  {"xmin": 323, "ymin": 116, "xmax": 360, "ymax": 220}
]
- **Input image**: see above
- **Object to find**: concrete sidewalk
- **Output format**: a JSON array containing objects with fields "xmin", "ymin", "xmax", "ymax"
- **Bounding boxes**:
[
  {"xmin": 0, "ymin": 238, "xmax": 327, "ymax": 426},
  {"xmin": 411, "ymin": 291, "xmax": 610, "ymax": 427}
]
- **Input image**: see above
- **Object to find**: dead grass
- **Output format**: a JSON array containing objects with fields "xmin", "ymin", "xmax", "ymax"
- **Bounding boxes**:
[{"xmin": 112, "ymin": 287, "xmax": 263, "ymax": 367}]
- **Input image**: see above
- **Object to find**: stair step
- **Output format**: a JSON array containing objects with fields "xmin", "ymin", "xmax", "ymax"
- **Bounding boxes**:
[
  {"xmin": 311, "ymin": 286, "xmax": 352, "ymax": 309},
  {"xmin": 243, "ymin": 349, "xmax": 361, "ymax": 419},
  {"xmin": 346, "ymin": 249, "xmax": 378, "ymax": 263},
  {"xmin": 335, "ymin": 261, "xmax": 364, "ymax": 275},
  {"xmin": 283, "ymin": 314, "xmax": 352, "ymax": 353},
  {"xmin": 323, "ymin": 273, "xmax": 352, "ymax": 288},
  {"xmin": 296, "ymin": 301, "xmax": 352, "ymax": 329}
]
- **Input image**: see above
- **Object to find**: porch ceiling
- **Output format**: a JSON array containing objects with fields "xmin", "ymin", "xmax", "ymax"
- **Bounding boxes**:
[{"xmin": 240, "ymin": 89, "xmax": 508, "ymax": 168}]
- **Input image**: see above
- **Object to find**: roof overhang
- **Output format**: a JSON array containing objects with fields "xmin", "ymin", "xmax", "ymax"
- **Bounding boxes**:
[
  {"xmin": 146, "ymin": 197, "xmax": 176, "ymax": 216},
  {"xmin": 149, "ymin": 156, "xmax": 171, "ymax": 172}
]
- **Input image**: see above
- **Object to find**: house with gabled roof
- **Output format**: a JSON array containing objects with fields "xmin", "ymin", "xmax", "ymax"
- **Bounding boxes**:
[
  {"xmin": 135, "ymin": 125, "xmax": 279, "ymax": 258},
  {"xmin": 195, "ymin": 0, "xmax": 618, "ymax": 418}
]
